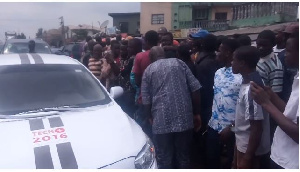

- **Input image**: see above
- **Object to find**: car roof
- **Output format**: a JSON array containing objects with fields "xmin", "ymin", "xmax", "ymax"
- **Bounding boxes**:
[
  {"xmin": 4, "ymin": 39, "xmax": 48, "ymax": 44},
  {"xmin": 0, "ymin": 53, "xmax": 81, "ymax": 66}
]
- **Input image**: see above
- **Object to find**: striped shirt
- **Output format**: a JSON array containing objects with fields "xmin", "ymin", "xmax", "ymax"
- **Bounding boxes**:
[{"xmin": 256, "ymin": 52, "xmax": 284, "ymax": 93}]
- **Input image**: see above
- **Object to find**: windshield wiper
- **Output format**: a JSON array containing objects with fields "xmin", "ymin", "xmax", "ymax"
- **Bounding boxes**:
[{"xmin": 0, "ymin": 105, "xmax": 81, "ymax": 119}]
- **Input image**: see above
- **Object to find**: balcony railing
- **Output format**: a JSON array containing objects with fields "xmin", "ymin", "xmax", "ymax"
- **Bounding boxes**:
[
  {"xmin": 179, "ymin": 20, "xmax": 230, "ymax": 31},
  {"xmin": 232, "ymin": 2, "xmax": 298, "ymax": 20}
]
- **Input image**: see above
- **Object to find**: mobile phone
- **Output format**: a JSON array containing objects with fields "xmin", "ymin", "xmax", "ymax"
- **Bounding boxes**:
[{"xmin": 248, "ymin": 71, "xmax": 265, "ymax": 88}]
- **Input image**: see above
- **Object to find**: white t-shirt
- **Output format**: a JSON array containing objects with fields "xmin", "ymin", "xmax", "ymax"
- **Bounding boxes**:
[
  {"xmin": 270, "ymin": 72, "xmax": 299, "ymax": 169},
  {"xmin": 273, "ymin": 46, "xmax": 285, "ymax": 56}
]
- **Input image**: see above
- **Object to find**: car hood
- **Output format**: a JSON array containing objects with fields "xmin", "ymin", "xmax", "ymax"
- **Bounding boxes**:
[{"xmin": 0, "ymin": 103, "xmax": 147, "ymax": 169}]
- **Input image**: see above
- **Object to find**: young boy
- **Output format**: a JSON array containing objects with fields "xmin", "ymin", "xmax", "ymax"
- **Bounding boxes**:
[{"xmin": 232, "ymin": 46, "xmax": 270, "ymax": 169}]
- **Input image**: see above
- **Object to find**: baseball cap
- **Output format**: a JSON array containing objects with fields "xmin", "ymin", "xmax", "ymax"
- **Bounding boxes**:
[
  {"xmin": 189, "ymin": 30, "xmax": 209, "ymax": 39},
  {"xmin": 284, "ymin": 23, "xmax": 299, "ymax": 34},
  {"xmin": 273, "ymin": 25, "xmax": 286, "ymax": 34}
]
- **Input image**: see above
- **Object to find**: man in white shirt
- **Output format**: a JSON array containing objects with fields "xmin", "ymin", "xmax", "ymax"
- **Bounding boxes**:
[{"xmin": 251, "ymin": 31, "xmax": 299, "ymax": 169}]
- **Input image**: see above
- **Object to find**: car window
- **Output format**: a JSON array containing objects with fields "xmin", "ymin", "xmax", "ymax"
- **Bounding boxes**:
[
  {"xmin": 64, "ymin": 44, "xmax": 74, "ymax": 52},
  {"xmin": 3, "ymin": 42, "xmax": 51, "ymax": 54},
  {"xmin": 0, "ymin": 64, "xmax": 111, "ymax": 115}
]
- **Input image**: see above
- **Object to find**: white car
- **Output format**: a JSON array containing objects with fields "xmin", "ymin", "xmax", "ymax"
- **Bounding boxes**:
[{"xmin": 0, "ymin": 53, "xmax": 157, "ymax": 169}]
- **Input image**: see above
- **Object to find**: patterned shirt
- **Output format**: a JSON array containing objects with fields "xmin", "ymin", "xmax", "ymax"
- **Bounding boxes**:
[
  {"xmin": 141, "ymin": 58, "xmax": 201, "ymax": 134},
  {"xmin": 208, "ymin": 67, "xmax": 242, "ymax": 133},
  {"xmin": 256, "ymin": 52, "xmax": 284, "ymax": 93}
]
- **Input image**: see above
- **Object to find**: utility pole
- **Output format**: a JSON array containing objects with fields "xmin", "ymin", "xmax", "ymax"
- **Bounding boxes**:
[{"xmin": 59, "ymin": 16, "xmax": 65, "ymax": 45}]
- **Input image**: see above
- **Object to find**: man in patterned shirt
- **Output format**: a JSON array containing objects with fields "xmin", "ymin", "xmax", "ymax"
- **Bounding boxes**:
[
  {"xmin": 256, "ymin": 30, "xmax": 284, "ymax": 144},
  {"xmin": 141, "ymin": 46, "xmax": 201, "ymax": 169},
  {"xmin": 206, "ymin": 39, "xmax": 242, "ymax": 169}
]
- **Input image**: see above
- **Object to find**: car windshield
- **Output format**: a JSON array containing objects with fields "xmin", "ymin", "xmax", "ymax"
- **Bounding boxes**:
[
  {"xmin": 3, "ymin": 42, "xmax": 51, "ymax": 54},
  {"xmin": 0, "ymin": 64, "xmax": 111, "ymax": 115}
]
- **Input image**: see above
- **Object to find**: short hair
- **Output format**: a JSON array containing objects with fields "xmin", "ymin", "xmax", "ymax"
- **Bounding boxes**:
[
  {"xmin": 95, "ymin": 36, "xmax": 102, "ymax": 43},
  {"xmin": 110, "ymin": 40, "xmax": 119, "ymax": 49},
  {"xmin": 232, "ymin": 34, "xmax": 241, "ymax": 39},
  {"xmin": 289, "ymin": 31, "xmax": 299, "ymax": 51},
  {"xmin": 222, "ymin": 38, "xmax": 240, "ymax": 53},
  {"xmin": 120, "ymin": 40, "xmax": 128, "ymax": 46},
  {"xmin": 237, "ymin": 35, "xmax": 251, "ymax": 46},
  {"xmin": 235, "ymin": 46, "xmax": 260, "ymax": 68},
  {"xmin": 164, "ymin": 32, "xmax": 174, "ymax": 41},
  {"xmin": 177, "ymin": 44, "xmax": 191, "ymax": 61},
  {"xmin": 216, "ymin": 35, "xmax": 228, "ymax": 48},
  {"xmin": 145, "ymin": 30, "xmax": 159, "ymax": 46},
  {"xmin": 129, "ymin": 38, "xmax": 142, "ymax": 53},
  {"xmin": 116, "ymin": 34, "xmax": 122, "ymax": 41},
  {"xmin": 86, "ymin": 36, "xmax": 92, "ymax": 42},
  {"xmin": 88, "ymin": 40, "xmax": 97, "ymax": 52},
  {"xmin": 257, "ymin": 30, "xmax": 276, "ymax": 46},
  {"xmin": 203, "ymin": 34, "xmax": 217, "ymax": 52},
  {"xmin": 149, "ymin": 46, "xmax": 165, "ymax": 62}
]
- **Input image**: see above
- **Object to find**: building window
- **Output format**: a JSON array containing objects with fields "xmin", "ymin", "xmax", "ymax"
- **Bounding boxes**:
[
  {"xmin": 193, "ymin": 8, "xmax": 209, "ymax": 20},
  {"xmin": 215, "ymin": 12, "xmax": 227, "ymax": 20},
  {"xmin": 151, "ymin": 14, "xmax": 164, "ymax": 24}
]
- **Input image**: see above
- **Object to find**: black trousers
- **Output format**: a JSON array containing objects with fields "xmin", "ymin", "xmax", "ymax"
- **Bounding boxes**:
[
  {"xmin": 153, "ymin": 129, "xmax": 193, "ymax": 169},
  {"xmin": 270, "ymin": 159, "xmax": 284, "ymax": 169},
  {"xmin": 205, "ymin": 127, "xmax": 235, "ymax": 169}
]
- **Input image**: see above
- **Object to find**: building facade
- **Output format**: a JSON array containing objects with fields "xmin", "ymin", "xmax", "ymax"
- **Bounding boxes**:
[
  {"xmin": 140, "ymin": 2, "xmax": 173, "ymax": 35},
  {"xmin": 140, "ymin": 2, "xmax": 298, "ymax": 37}
]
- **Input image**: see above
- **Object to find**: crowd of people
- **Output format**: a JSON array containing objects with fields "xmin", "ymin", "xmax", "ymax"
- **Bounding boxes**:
[{"xmin": 78, "ymin": 24, "xmax": 299, "ymax": 169}]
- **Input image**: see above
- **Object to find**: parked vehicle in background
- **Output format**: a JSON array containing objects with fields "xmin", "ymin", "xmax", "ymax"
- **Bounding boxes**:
[
  {"xmin": 50, "ymin": 46, "xmax": 63, "ymax": 54},
  {"xmin": 55, "ymin": 42, "xmax": 83, "ymax": 61},
  {"xmin": 1, "ymin": 39, "xmax": 51, "ymax": 54}
]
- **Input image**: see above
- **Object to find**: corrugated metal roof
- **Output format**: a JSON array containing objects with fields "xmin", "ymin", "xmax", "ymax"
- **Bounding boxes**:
[{"xmin": 212, "ymin": 22, "xmax": 298, "ymax": 36}]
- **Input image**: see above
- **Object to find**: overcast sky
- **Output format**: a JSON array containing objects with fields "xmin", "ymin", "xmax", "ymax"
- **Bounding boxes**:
[{"xmin": 0, "ymin": 2, "xmax": 140, "ymax": 42}]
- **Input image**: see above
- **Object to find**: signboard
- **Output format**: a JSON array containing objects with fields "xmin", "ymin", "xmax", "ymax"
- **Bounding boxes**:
[{"xmin": 180, "ymin": 28, "xmax": 202, "ymax": 38}]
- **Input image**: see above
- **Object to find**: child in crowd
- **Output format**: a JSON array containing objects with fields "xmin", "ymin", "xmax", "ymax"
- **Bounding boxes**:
[{"xmin": 231, "ymin": 46, "xmax": 270, "ymax": 169}]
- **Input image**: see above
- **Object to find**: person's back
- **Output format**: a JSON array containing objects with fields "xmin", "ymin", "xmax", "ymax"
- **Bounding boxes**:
[
  {"xmin": 195, "ymin": 34, "xmax": 220, "ymax": 126},
  {"xmin": 142, "ymin": 58, "xmax": 197, "ymax": 134}
]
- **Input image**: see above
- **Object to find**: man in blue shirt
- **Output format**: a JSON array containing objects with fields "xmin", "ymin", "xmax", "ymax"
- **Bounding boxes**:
[{"xmin": 206, "ymin": 39, "xmax": 241, "ymax": 169}]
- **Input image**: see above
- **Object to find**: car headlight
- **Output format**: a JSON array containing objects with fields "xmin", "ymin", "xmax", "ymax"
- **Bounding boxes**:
[{"xmin": 134, "ymin": 137, "xmax": 155, "ymax": 169}]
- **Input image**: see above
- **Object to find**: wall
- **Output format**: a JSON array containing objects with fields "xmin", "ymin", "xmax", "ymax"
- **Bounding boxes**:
[
  {"xmin": 211, "ymin": 6, "xmax": 233, "ymax": 20},
  {"xmin": 140, "ymin": 2, "xmax": 172, "ymax": 34},
  {"xmin": 111, "ymin": 14, "xmax": 140, "ymax": 35}
]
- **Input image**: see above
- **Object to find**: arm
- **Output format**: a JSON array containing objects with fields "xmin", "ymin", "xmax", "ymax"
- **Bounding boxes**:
[
  {"xmin": 251, "ymin": 81, "xmax": 299, "ymax": 143},
  {"xmin": 121, "ymin": 58, "xmax": 134, "ymax": 77},
  {"xmin": 184, "ymin": 60, "xmax": 202, "ymax": 130},
  {"xmin": 133, "ymin": 55, "xmax": 142, "ymax": 87},
  {"xmin": 141, "ymin": 68, "xmax": 152, "ymax": 120},
  {"xmin": 244, "ymin": 120, "xmax": 263, "ymax": 160},
  {"xmin": 105, "ymin": 54, "xmax": 120, "ymax": 76},
  {"xmin": 135, "ymin": 74, "xmax": 142, "ymax": 87},
  {"xmin": 270, "ymin": 67, "xmax": 284, "ymax": 98},
  {"xmin": 267, "ymin": 86, "xmax": 286, "ymax": 112},
  {"xmin": 262, "ymin": 103, "xmax": 299, "ymax": 143},
  {"xmin": 110, "ymin": 62, "xmax": 120, "ymax": 76}
]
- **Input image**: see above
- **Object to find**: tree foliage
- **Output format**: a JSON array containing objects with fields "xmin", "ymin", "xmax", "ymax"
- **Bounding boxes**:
[
  {"xmin": 36, "ymin": 28, "xmax": 43, "ymax": 38},
  {"xmin": 15, "ymin": 33, "xmax": 26, "ymax": 39}
]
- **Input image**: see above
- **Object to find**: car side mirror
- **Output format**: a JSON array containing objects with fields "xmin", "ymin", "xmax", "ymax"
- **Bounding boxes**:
[{"xmin": 110, "ymin": 86, "xmax": 124, "ymax": 99}]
